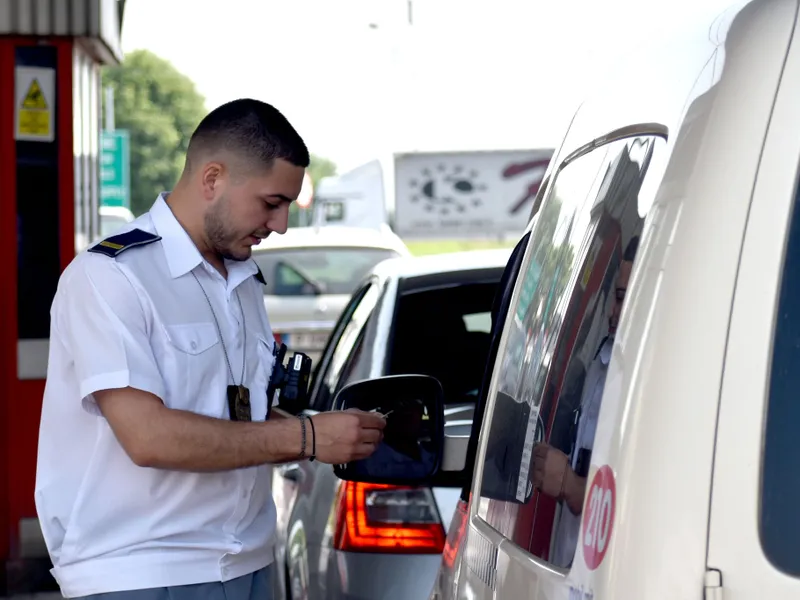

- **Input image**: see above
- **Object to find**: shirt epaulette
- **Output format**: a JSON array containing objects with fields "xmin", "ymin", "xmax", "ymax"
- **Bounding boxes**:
[
  {"xmin": 87, "ymin": 228, "xmax": 162, "ymax": 258},
  {"xmin": 254, "ymin": 267, "xmax": 266, "ymax": 285}
]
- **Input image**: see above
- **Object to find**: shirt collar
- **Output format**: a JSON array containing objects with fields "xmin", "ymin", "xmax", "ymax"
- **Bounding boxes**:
[
  {"xmin": 149, "ymin": 193, "xmax": 259, "ymax": 285},
  {"xmin": 150, "ymin": 193, "xmax": 203, "ymax": 279}
]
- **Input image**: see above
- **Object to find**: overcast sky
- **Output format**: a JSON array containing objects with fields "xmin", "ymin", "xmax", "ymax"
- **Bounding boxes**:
[{"xmin": 122, "ymin": 0, "xmax": 720, "ymax": 173}]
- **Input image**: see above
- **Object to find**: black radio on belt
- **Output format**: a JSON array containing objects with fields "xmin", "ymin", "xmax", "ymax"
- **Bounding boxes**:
[{"xmin": 267, "ymin": 342, "xmax": 313, "ymax": 417}]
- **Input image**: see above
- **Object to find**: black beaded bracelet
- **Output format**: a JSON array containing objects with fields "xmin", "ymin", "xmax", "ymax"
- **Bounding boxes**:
[
  {"xmin": 298, "ymin": 415, "xmax": 307, "ymax": 459},
  {"xmin": 307, "ymin": 415, "xmax": 316, "ymax": 462}
]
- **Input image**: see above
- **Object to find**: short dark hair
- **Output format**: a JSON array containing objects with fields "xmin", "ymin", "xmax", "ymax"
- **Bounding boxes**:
[
  {"xmin": 186, "ymin": 98, "xmax": 310, "ymax": 172},
  {"xmin": 623, "ymin": 235, "xmax": 640, "ymax": 262}
]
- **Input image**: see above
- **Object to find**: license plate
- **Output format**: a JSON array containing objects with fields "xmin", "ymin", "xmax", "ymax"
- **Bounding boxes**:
[{"xmin": 281, "ymin": 332, "xmax": 329, "ymax": 350}]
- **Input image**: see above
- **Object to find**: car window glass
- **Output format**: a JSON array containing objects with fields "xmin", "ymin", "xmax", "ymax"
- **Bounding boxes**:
[
  {"xmin": 762, "ymin": 178, "xmax": 800, "ymax": 576},
  {"xmin": 463, "ymin": 312, "xmax": 492, "ymax": 333},
  {"xmin": 476, "ymin": 135, "xmax": 664, "ymax": 568},
  {"xmin": 314, "ymin": 282, "xmax": 383, "ymax": 410},
  {"xmin": 252, "ymin": 247, "xmax": 398, "ymax": 296},
  {"xmin": 459, "ymin": 231, "xmax": 533, "ymax": 501},
  {"xmin": 333, "ymin": 281, "xmax": 392, "ymax": 397},
  {"xmin": 309, "ymin": 282, "xmax": 371, "ymax": 409},
  {"xmin": 388, "ymin": 281, "xmax": 501, "ymax": 406}
]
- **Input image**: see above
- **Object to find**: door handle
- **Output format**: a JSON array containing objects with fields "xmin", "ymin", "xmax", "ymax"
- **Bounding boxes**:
[{"xmin": 278, "ymin": 463, "xmax": 303, "ymax": 482}]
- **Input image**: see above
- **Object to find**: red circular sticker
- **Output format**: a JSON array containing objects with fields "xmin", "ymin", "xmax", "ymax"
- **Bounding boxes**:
[{"xmin": 581, "ymin": 464, "xmax": 616, "ymax": 570}]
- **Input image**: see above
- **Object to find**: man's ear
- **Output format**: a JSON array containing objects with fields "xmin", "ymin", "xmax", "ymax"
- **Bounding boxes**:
[{"xmin": 201, "ymin": 162, "xmax": 225, "ymax": 201}]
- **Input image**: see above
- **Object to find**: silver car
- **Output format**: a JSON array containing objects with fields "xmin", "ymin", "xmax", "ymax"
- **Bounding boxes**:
[
  {"xmin": 269, "ymin": 249, "xmax": 512, "ymax": 600},
  {"xmin": 251, "ymin": 226, "xmax": 409, "ymax": 362}
]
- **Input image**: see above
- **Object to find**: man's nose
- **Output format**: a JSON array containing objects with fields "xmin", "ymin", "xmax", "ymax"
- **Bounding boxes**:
[{"xmin": 268, "ymin": 203, "xmax": 290, "ymax": 234}]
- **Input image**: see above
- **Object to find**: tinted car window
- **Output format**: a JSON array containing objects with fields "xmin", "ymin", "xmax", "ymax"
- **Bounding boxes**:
[
  {"xmin": 252, "ymin": 247, "xmax": 398, "ymax": 296},
  {"xmin": 762, "ymin": 179, "xmax": 800, "ymax": 576},
  {"xmin": 388, "ymin": 281, "xmax": 501, "ymax": 406},
  {"xmin": 476, "ymin": 135, "xmax": 664, "ymax": 568}
]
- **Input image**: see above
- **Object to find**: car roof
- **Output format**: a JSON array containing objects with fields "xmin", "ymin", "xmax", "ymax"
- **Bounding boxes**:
[
  {"xmin": 372, "ymin": 247, "xmax": 513, "ymax": 280},
  {"xmin": 252, "ymin": 225, "xmax": 409, "ymax": 254}
]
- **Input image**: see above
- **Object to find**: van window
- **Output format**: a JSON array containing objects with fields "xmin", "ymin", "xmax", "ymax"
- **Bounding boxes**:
[
  {"xmin": 476, "ymin": 134, "xmax": 665, "ymax": 568},
  {"xmin": 762, "ymin": 180, "xmax": 800, "ymax": 576}
]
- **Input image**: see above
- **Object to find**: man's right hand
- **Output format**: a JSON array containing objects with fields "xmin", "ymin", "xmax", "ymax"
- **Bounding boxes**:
[{"xmin": 311, "ymin": 410, "xmax": 387, "ymax": 464}]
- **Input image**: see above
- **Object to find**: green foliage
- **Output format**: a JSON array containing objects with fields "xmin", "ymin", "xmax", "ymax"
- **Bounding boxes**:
[
  {"xmin": 307, "ymin": 155, "xmax": 337, "ymax": 187},
  {"xmin": 102, "ymin": 50, "xmax": 206, "ymax": 216}
]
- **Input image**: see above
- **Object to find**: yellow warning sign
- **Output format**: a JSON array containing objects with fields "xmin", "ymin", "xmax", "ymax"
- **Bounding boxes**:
[
  {"xmin": 21, "ymin": 79, "xmax": 48, "ymax": 109},
  {"xmin": 18, "ymin": 108, "xmax": 50, "ymax": 138},
  {"xmin": 15, "ymin": 66, "xmax": 55, "ymax": 142}
]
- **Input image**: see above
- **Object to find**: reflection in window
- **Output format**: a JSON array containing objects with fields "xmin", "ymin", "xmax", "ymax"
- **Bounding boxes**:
[
  {"xmin": 477, "ymin": 135, "xmax": 664, "ymax": 568},
  {"xmin": 316, "ymin": 283, "xmax": 383, "ymax": 410}
]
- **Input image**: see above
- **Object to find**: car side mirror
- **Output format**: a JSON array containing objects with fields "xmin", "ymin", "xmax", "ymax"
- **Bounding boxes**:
[{"xmin": 332, "ymin": 375, "xmax": 445, "ymax": 485}]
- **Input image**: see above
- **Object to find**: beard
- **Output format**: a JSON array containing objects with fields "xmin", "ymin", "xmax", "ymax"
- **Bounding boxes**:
[{"xmin": 204, "ymin": 195, "xmax": 249, "ymax": 261}]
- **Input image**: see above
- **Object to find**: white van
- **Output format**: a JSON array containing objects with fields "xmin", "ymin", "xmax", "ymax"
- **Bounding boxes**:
[{"xmin": 326, "ymin": 0, "xmax": 800, "ymax": 597}]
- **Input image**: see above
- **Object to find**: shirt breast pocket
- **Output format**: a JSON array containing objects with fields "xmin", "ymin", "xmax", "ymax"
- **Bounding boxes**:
[{"xmin": 163, "ymin": 322, "xmax": 223, "ymax": 416}]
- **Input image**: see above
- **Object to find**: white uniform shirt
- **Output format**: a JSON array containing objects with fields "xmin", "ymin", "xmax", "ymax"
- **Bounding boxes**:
[
  {"xmin": 35, "ymin": 194, "xmax": 278, "ymax": 597},
  {"xmin": 551, "ymin": 335, "xmax": 613, "ymax": 568}
]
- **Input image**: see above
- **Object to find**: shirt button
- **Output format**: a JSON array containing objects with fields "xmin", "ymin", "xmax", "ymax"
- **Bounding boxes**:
[{"xmin": 191, "ymin": 341, "xmax": 197, "ymax": 350}]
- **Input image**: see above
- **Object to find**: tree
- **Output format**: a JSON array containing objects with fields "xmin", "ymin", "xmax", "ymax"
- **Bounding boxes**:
[
  {"xmin": 288, "ymin": 154, "xmax": 337, "ymax": 228},
  {"xmin": 308, "ymin": 154, "xmax": 337, "ymax": 187},
  {"xmin": 102, "ymin": 50, "xmax": 207, "ymax": 216}
]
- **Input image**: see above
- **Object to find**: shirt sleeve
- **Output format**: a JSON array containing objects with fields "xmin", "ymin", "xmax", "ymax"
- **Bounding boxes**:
[{"xmin": 55, "ymin": 255, "xmax": 167, "ymax": 414}]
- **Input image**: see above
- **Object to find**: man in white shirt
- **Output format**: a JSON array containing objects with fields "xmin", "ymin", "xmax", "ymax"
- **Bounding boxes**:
[
  {"xmin": 35, "ymin": 99, "xmax": 386, "ymax": 600},
  {"xmin": 532, "ymin": 235, "xmax": 639, "ymax": 568}
]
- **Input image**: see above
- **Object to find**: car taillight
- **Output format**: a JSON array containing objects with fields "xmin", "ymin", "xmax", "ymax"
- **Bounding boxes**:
[
  {"xmin": 332, "ymin": 482, "xmax": 446, "ymax": 554},
  {"xmin": 442, "ymin": 497, "xmax": 469, "ymax": 568}
]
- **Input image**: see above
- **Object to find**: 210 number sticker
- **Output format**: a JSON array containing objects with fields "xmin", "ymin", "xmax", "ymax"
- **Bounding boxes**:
[{"xmin": 581, "ymin": 464, "xmax": 616, "ymax": 570}]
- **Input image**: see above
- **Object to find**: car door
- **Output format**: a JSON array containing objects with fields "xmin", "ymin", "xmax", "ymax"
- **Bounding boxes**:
[{"xmin": 272, "ymin": 277, "xmax": 387, "ymax": 600}]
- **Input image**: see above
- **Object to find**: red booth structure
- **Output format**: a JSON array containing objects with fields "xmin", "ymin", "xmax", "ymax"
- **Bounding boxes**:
[{"xmin": 0, "ymin": 0, "xmax": 124, "ymax": 594}]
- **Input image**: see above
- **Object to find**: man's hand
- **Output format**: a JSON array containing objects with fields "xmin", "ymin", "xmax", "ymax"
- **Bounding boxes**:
[
  {"xmin": 532, "ymin": 442, "xmax": 586, "ymax": 515},
  {"xmin": 533, "ymin": 442, "xmax": 569, "ymax": 498},
  {"xmin": 311, "ymin": 410, "xmax": 386, "ymax": 464}
]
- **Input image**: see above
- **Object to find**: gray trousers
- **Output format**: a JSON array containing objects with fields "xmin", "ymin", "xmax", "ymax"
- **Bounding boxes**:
[{"xmin": 73, "ymin": 566, "xmax": 271, "ymax": 600}]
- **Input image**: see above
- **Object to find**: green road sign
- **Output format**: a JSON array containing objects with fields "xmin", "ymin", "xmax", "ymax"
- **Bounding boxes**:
[{"xmin": 100, "ymin": 130, "xmax": 130, "ymax": 208}]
